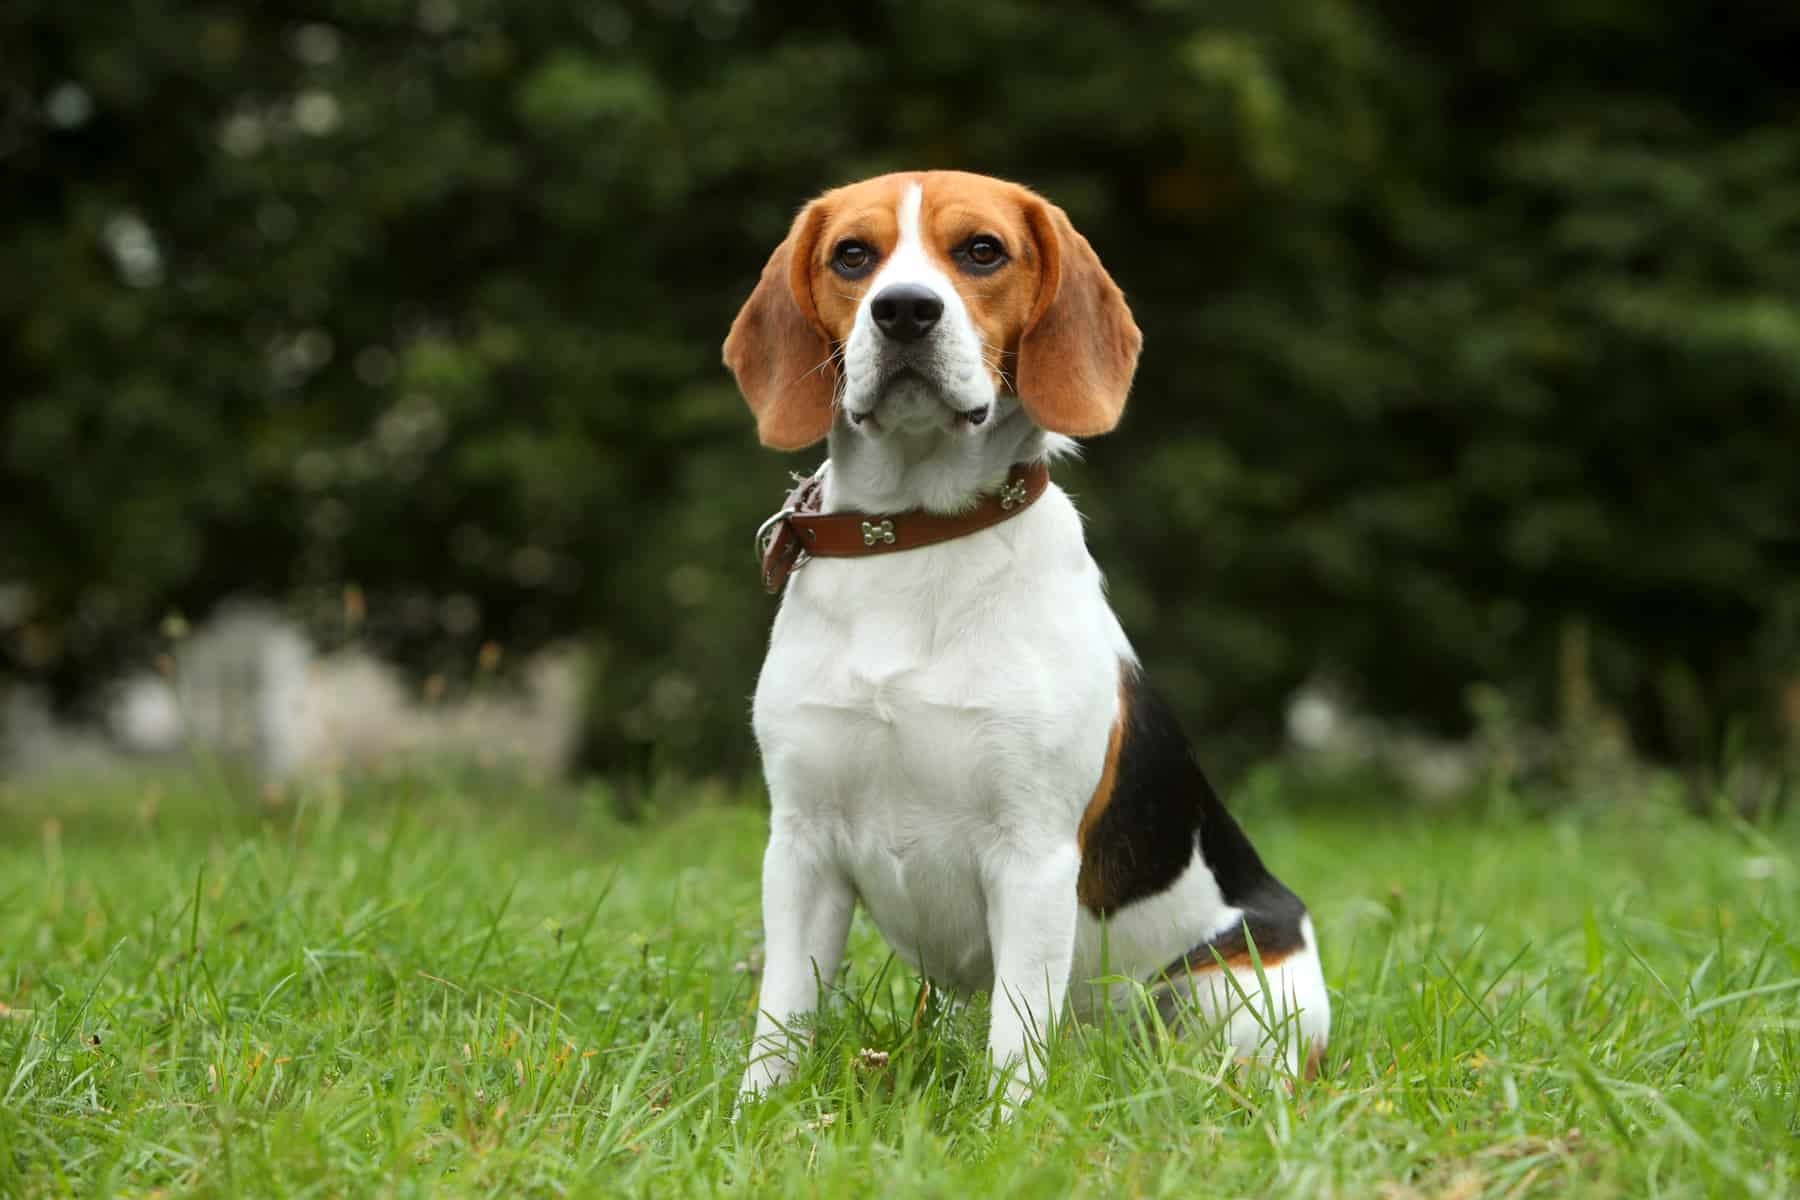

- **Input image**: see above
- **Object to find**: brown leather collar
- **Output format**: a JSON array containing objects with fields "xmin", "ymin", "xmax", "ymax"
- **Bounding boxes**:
[{"xmin": 756, "ymin": 461, "xmax": 1052, "ymax": 594}]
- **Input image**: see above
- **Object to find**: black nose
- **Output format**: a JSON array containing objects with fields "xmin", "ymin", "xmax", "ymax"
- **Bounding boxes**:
[{"xmin": 870, "ymin": 284, "xmax": 944, "ymax": 343}]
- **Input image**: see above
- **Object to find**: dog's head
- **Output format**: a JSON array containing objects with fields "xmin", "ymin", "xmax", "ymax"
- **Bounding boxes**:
[{"xmin": 723, "ymin": 171, "xmax": 1142, "ymax": 450}]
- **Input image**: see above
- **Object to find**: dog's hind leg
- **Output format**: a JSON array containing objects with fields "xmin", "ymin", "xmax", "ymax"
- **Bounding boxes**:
[{"xmin": 1153, "ymin": 915, "xmax": 1330, "ymax": 1079}]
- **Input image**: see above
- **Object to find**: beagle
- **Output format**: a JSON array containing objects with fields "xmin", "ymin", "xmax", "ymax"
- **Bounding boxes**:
[{"xmin": 725, "ymin": 171, "xmax": 1329, "ymax": 1104}]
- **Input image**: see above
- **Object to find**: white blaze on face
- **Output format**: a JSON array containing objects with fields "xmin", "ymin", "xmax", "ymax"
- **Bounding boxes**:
[
  {"xmin": 841, "ymin": 181, "xmax": 996, "ymax": 429},
  {"xmin": 874, "ymin": 183, "xmax": 949, "ymax": 297}
]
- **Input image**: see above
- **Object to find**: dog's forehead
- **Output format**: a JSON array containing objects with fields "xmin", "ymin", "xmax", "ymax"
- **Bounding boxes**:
[
  {"xmin": 815, "ymin": 171, "xmax": 1029, "ymax": 246},
  {"xmin": 811, "ymin": 176, "xmax": 906, "ymax": 249}
]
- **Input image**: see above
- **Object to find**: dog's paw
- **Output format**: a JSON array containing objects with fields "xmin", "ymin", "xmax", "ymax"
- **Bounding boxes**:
[
  {"xmin": 986, "ymin": 1056, "xmax": 1038, "ymax": 1121},
  {"xmin": 736, "ymin": 1054, "xmax": 792, "ymax": 1108}
]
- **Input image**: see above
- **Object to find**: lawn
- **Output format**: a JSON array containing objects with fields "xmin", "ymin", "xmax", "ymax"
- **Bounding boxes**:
[{"xmin": 2, "ymin": 766, "xmax": 1796, "ymax": 1197}]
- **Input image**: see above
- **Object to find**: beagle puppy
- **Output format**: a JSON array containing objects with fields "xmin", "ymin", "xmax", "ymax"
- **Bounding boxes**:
[{"xmin": 725, "ymin": 171, "xmax": 1328, "ymax": 1104}]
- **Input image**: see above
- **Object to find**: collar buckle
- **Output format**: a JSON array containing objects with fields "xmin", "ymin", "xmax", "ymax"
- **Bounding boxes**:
[{"xmin": 754, "ymin": 507, "xmax": 794, "ymax": 563}]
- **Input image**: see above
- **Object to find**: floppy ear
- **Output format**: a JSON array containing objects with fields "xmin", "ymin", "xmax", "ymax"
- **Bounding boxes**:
[
  {"xmin": 1016, "ymin": 200, "xmax": 1142, "ymax": 437},
  {"xmin": 722, "ymin": 201, "xmax": 837, "ymax": 450}
]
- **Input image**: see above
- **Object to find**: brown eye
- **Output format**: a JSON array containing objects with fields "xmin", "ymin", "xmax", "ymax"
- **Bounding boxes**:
[
  {"xmin": 831, "ymin": 240, "xmax": 875, "ymax": 278},
  {"xmin": 957, "ymin": 235, "xmax": 1007, "ymax": 273}
]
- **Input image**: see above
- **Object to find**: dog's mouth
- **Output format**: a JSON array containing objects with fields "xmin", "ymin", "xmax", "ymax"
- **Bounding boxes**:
[
  {"xmin": 848, "ymin": 406, "xmax": 988, "ymax": 427},
  {"xmin": 846, "ymin": 369, "xmax": 990, "ymax": 431}
]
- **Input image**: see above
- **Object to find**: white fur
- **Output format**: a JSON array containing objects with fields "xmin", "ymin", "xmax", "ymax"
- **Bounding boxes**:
[
  {"xmin": 1160, "ymin": 916, "xmax": 1331, "ymax": 1076},
  {"xmin": 741, "ymin": 181, "xmax": 1328, "ymax": 1105}
]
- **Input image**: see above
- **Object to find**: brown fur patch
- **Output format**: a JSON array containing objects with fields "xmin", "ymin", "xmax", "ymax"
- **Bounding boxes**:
[
  {"xmin": 722, "ymin": 201, "xmax": 837, "ymax": 449},
  {"xmin": 1075, "ymin": 673, "xmax": 1129, "ymax": 911},
  {"xmin": 1158, "ymin": 913, "xmax": 1306, "ymax": 979},
  {"xmin": 1016, "ymin": 200, "xmax": 1141, "ymax": 436},
  {"xmin": 1076, "ymin": 678, "xmax": 1128, "ymax": 853},
  {"xmin": 1177, "ymin": 943, "xmax": 1295, "ymax": 974}
]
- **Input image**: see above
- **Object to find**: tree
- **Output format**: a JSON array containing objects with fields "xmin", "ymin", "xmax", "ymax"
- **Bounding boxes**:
[{"xmin": 4, "ymin": 0, "xmax": 1796, "ymax": 776}]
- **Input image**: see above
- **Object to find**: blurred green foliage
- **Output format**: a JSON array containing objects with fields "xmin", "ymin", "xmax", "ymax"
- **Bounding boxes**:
[{"xmin": 3, "ymin": 0, "xmax": 1798, "ymax": 773}]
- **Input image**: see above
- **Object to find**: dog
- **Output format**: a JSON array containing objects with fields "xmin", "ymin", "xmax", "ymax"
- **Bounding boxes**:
[{"xmin": 724, "ymin": 171, "xmax": 1328, "ymax": 1105}]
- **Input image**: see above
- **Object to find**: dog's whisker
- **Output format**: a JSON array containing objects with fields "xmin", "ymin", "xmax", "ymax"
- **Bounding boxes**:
[
  {"xmin": 796, "ymin": 342, "xmax": 851, "ymax": 388},
  {"xmin": 796, "ymin": 357, "xmax": 835, "ymax": 384}
]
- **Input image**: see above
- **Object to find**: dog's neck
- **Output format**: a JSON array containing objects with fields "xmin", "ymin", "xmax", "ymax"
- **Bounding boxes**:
[{"xmin": 822, "ymin": 398, "xmax": 1063, "ymax": 515}]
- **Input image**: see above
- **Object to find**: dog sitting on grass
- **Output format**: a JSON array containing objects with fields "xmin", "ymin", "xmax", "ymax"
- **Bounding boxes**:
[{"xmin": 726, "ymin": 171, "xmax": 1328, "ymax": 1105}]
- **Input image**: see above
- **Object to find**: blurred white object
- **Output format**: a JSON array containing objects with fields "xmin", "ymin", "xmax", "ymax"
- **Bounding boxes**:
[
  {"xmin": 1284, "ymin": 677, "xmax": 1476, "ymax": 799},
  {"xmin": 163, "ymin": 602, "xmax": 313, "ymax": 775},
  {"xmin": 108, "ymin": 675, "xmax": 184, "ymax": 752},
  {"xmin": 1285, "ymin": 688, "xmax": 1342, "ymax": 750},
  {"xmin": 16, "ymin": 599, "xmax": 585, "ymax": 780},
  {"xmin": 5, "ymin": 685, "xmax": 119, "ymax": 774}
]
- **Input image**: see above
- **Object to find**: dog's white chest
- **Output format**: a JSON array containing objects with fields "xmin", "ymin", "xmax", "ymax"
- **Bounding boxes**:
[
  {"xmin": 768, "ymin": 627, "xmax": 1000, "ymax": 989},
  {"xmin": 752, "ymin": 491, "xmax": 1127, "ymax": 991}
]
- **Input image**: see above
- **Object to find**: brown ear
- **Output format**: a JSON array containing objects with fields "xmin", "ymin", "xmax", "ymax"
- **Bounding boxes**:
[
  {"xmin": 722, "ymin": 202, "xmax": 837, "ymax": 450},
  {"xmin": 1016, "ymin": 200, "xmax": 1142, "ymax": 437}
]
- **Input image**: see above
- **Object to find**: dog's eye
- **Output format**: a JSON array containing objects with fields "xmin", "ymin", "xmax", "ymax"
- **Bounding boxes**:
[
  {"xmin": 956, "ymin": 235, "xmax": 1007, "ymax": 273},
  {"xmin": 831, "ymin": 240, "xmax": 876, "ymax": 278}
]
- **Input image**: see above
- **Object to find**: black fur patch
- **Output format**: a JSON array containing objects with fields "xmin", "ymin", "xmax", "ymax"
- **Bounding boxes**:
[{"xmin": 1076, "ymin": 664, "xmax": 1307, "ymax": 966}]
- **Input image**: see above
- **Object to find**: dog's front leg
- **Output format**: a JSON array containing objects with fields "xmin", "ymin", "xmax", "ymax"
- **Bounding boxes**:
[
  {"xmin": 739, "ymin": 831, "xmax": 854, "ymax": 1101},
  {"xmin": 983, "ymin": 841, "xmax": 1080, "ymax": 1109}
]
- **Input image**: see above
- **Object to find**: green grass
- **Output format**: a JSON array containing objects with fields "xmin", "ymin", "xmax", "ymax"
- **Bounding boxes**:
[{"xmin": 2, "ymin": 767, "xmax": 1796, "ymax": 1197}]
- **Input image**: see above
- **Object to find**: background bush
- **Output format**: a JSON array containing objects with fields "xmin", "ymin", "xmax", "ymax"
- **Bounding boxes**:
[{"xmin": 4, "ymin": 0, "xmax": 1798, "ymax": 775}]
